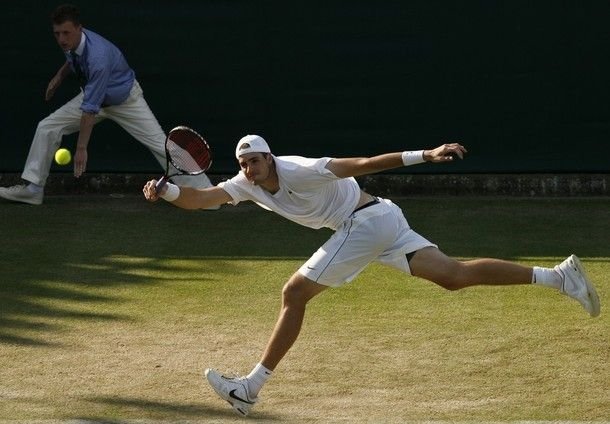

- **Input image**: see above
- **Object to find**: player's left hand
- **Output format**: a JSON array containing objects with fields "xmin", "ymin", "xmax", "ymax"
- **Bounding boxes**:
[{"xmin": 424, "ymin": 143, "xmax": 467, "ymax": 163}]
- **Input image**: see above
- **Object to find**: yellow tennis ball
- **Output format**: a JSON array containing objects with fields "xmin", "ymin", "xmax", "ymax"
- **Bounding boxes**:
[{"xmin": 54, "ymin": 148, "xmax": 72, "ymax": 165}]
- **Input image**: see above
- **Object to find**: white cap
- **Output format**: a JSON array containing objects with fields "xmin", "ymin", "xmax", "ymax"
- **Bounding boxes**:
[{"xmin": 235, "ymin": 134, "xmax": 271, "ymax": 158}]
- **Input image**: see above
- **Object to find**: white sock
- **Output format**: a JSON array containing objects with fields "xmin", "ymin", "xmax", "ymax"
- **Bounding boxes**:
[
  {"xmin": 532, "ymin": 266, "xmax": 562, "ymax": 290},
  {"xmin": 27, "ymin": 183, "xmax": 43, "ymax": 193},
  {"xmin": 246, "ymin": 363, "xmax": 272, "ymax": 398}
]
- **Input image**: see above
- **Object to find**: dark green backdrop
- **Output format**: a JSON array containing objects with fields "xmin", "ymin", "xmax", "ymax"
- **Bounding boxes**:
[{"xmin": 2, "ymin": 1, "xmax": 609, "ymax": 174}]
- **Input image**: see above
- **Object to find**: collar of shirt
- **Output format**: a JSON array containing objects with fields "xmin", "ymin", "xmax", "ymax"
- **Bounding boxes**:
[{"xmin": 71, "ymin": 30, "xmax": 87, "ymax": 56}]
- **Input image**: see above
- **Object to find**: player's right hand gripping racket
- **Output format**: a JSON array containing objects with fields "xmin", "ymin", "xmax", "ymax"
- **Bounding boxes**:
[{"xmin": 155, "ymin": 126, "xmax": 212, "ymax": 194}]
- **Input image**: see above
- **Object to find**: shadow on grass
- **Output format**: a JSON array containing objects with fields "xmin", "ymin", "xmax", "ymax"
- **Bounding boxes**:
[
  {"xmin": 0, "ymin": 194, "xmax": 608, "ymax": 347},
  {"xmin": 78, "ymin": 396, "xmax": 280, "ymax": 422},
  {"xmin": 0, "ymin": 195, "xmax": 328, "ymax": 347}
]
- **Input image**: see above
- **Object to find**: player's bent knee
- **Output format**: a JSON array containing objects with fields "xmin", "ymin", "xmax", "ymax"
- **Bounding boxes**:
[
  {"xmin": 281, "ymin": 283, "xmax": 306, "ymax": 308},
  {"xmin": 281, "ymin": 274, "xmax": 326, "ymax": 307}
]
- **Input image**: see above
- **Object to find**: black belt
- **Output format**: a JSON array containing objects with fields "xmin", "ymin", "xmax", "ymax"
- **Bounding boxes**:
[{"xmin": 353, "ymin": 197, "xmax": 380, "ymax": 213}]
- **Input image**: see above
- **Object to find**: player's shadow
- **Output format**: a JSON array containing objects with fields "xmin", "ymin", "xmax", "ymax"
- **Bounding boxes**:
[{"xmin": 78, "ymin": 395, "xmax": 281, "ymax": 422}]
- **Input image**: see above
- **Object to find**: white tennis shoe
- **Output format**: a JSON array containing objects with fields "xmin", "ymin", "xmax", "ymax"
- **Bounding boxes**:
[
  {"xmin": 204, "ymin": 368, "xmax": 258, "ymax": 417},
  {"xmin": 0, "ymin": 184, "xmax": 43, "ymax": 205},
  {"xmin": 555, "ymin": 254, "xmax": 600, "ymax": 317}
]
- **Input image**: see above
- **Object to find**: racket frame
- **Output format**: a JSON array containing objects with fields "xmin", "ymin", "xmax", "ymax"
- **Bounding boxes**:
[{"xmin": 155, "ymin": 126, "xmax": 212, "ymax": 193}]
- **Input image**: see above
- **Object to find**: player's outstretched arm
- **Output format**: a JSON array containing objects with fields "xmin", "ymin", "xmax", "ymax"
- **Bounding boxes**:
[
  {"xmin": 143, "ymin": 180, "xmax": 231, "ymax": 210},
  {"xmin": 326, "ymin": 142, "xmax": 467, "ymax": 178}
]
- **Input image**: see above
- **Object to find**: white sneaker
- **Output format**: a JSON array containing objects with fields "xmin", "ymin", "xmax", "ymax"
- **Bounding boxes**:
[
  {"xmin": 204, "ymin": 368, "xmax": 258, "ymax": 417},
  {"xmin": 0, "ymin": 184, "xmax": 43, "ymax": 205},
  {"xmin": 555, "ymin": 255, "xmax": 601, "ymax": 317}
]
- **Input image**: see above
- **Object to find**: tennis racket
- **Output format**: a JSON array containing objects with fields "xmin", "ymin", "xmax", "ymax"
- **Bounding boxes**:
[{"xmin": 155, "ymin": 126, "xmax": 212, "ymax": 193}]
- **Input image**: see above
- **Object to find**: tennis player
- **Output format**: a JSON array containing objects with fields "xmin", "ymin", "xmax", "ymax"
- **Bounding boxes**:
[
  {"xmin": 142, "ymin": 135, "xmax": 600, "ymax": 417},
  {"xmin": 0, "ymin": 4, "xmax": 213, "ymax": 206}
]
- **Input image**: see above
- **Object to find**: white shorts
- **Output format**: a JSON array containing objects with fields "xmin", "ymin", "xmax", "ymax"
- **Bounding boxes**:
[{"xmin": 298, "ymin": 198, "xmax": 437, "ymax": 287}]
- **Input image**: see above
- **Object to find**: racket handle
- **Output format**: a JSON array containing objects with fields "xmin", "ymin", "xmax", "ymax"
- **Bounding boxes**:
[{"xmin": 155, "ymin": 176, "xmax": 168, "ymax": 194}]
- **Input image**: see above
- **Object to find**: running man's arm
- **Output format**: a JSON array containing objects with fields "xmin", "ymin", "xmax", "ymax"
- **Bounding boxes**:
[
  {"xmin": 73, "ymin": 112, "xmax": 96, "ymax": 177},
  {"xmin": 45, "ymin": 62, "xmax": 72, "ymax": 101},
  {"xmin": 326, "ymin": 142, "xmax": 467, "ymax": 178}
]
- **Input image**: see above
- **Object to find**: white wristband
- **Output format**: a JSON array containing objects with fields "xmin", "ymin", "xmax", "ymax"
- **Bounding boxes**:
[
  {"xmin": 160, "ymin": 183, "xmax": 180, "ymax": 202},
  {"xmin": 401, "ymin": 150, "xmax": 426, "ymax": 166}
]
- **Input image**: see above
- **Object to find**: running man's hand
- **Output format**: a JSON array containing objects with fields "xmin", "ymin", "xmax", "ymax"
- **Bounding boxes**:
[
  {"xmin": 73, "ymin": 147, "xmax": 88, "ymax": 178},
  {"xmin": 45, "ymin": 76, "xmax": 62, "ymax": 101},
  {"xmin": 424, "ymin": 143, "xmax": 467, "ymax": 163}
]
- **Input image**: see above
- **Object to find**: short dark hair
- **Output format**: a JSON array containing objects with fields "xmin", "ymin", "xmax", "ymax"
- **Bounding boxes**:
[{"xmin": 51, "ymin": 4, "xmax": 81, "ymax": 26}]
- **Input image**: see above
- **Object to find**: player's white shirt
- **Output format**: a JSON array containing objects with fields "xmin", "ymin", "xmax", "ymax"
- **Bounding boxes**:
[{"xmin": 218, "ymin": 155, "xmax": 361, "ymax": 230}]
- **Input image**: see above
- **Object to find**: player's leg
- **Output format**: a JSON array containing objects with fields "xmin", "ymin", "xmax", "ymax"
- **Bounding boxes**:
[
  {"xmin": 409, "ymin": 247, "xmax": 531, "ymax": 289},
  {"xmin": 378, "ymin": 199, "xmax": 600, "ymax": 316},
  {"xmin": 243, "ymin": 204, "xmax": 398, "ymax": 388},
  {"xmin": 409, "ymin": 247, "xmax": 600, "ymax": 316},
  {"xmin": 205, "ymin": 202, "xmax": 394, "ymax": 415},
  {"xmin": 205, "ymin": 273, "xmax": 326, "ymax": 416},
  {"xmin": 259, "ymin": 273, "xmax": 328, "ymax": 370},
  {"xmin": 103, "ymin": 81, "xmax": 213, "ymax": 190}
]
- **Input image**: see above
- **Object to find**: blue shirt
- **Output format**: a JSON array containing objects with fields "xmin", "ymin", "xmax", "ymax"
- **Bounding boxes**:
[{"xmin": 66, "ymin": 29, "xmax": 135, "ymax": 114}]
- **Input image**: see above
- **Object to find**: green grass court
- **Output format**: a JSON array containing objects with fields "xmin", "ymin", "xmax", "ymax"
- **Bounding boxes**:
[{"xmin": 0, "ymin": 195, "xmax": 608, "ymax": 422}]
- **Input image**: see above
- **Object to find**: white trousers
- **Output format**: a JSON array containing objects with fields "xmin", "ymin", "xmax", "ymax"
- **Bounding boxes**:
[
  {"xmin": 21, "ymin": 80, "xmax": 211, "ymax": 188},
  {"xmin": 298, "ymin": 198, "xmax": 437, "ymax": 287}
]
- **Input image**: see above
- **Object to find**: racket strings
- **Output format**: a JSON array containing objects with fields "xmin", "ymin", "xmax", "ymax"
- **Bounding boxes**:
[{"xmin": 167, "ymin": 135, "xmax": 211, "ymax": 173}]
